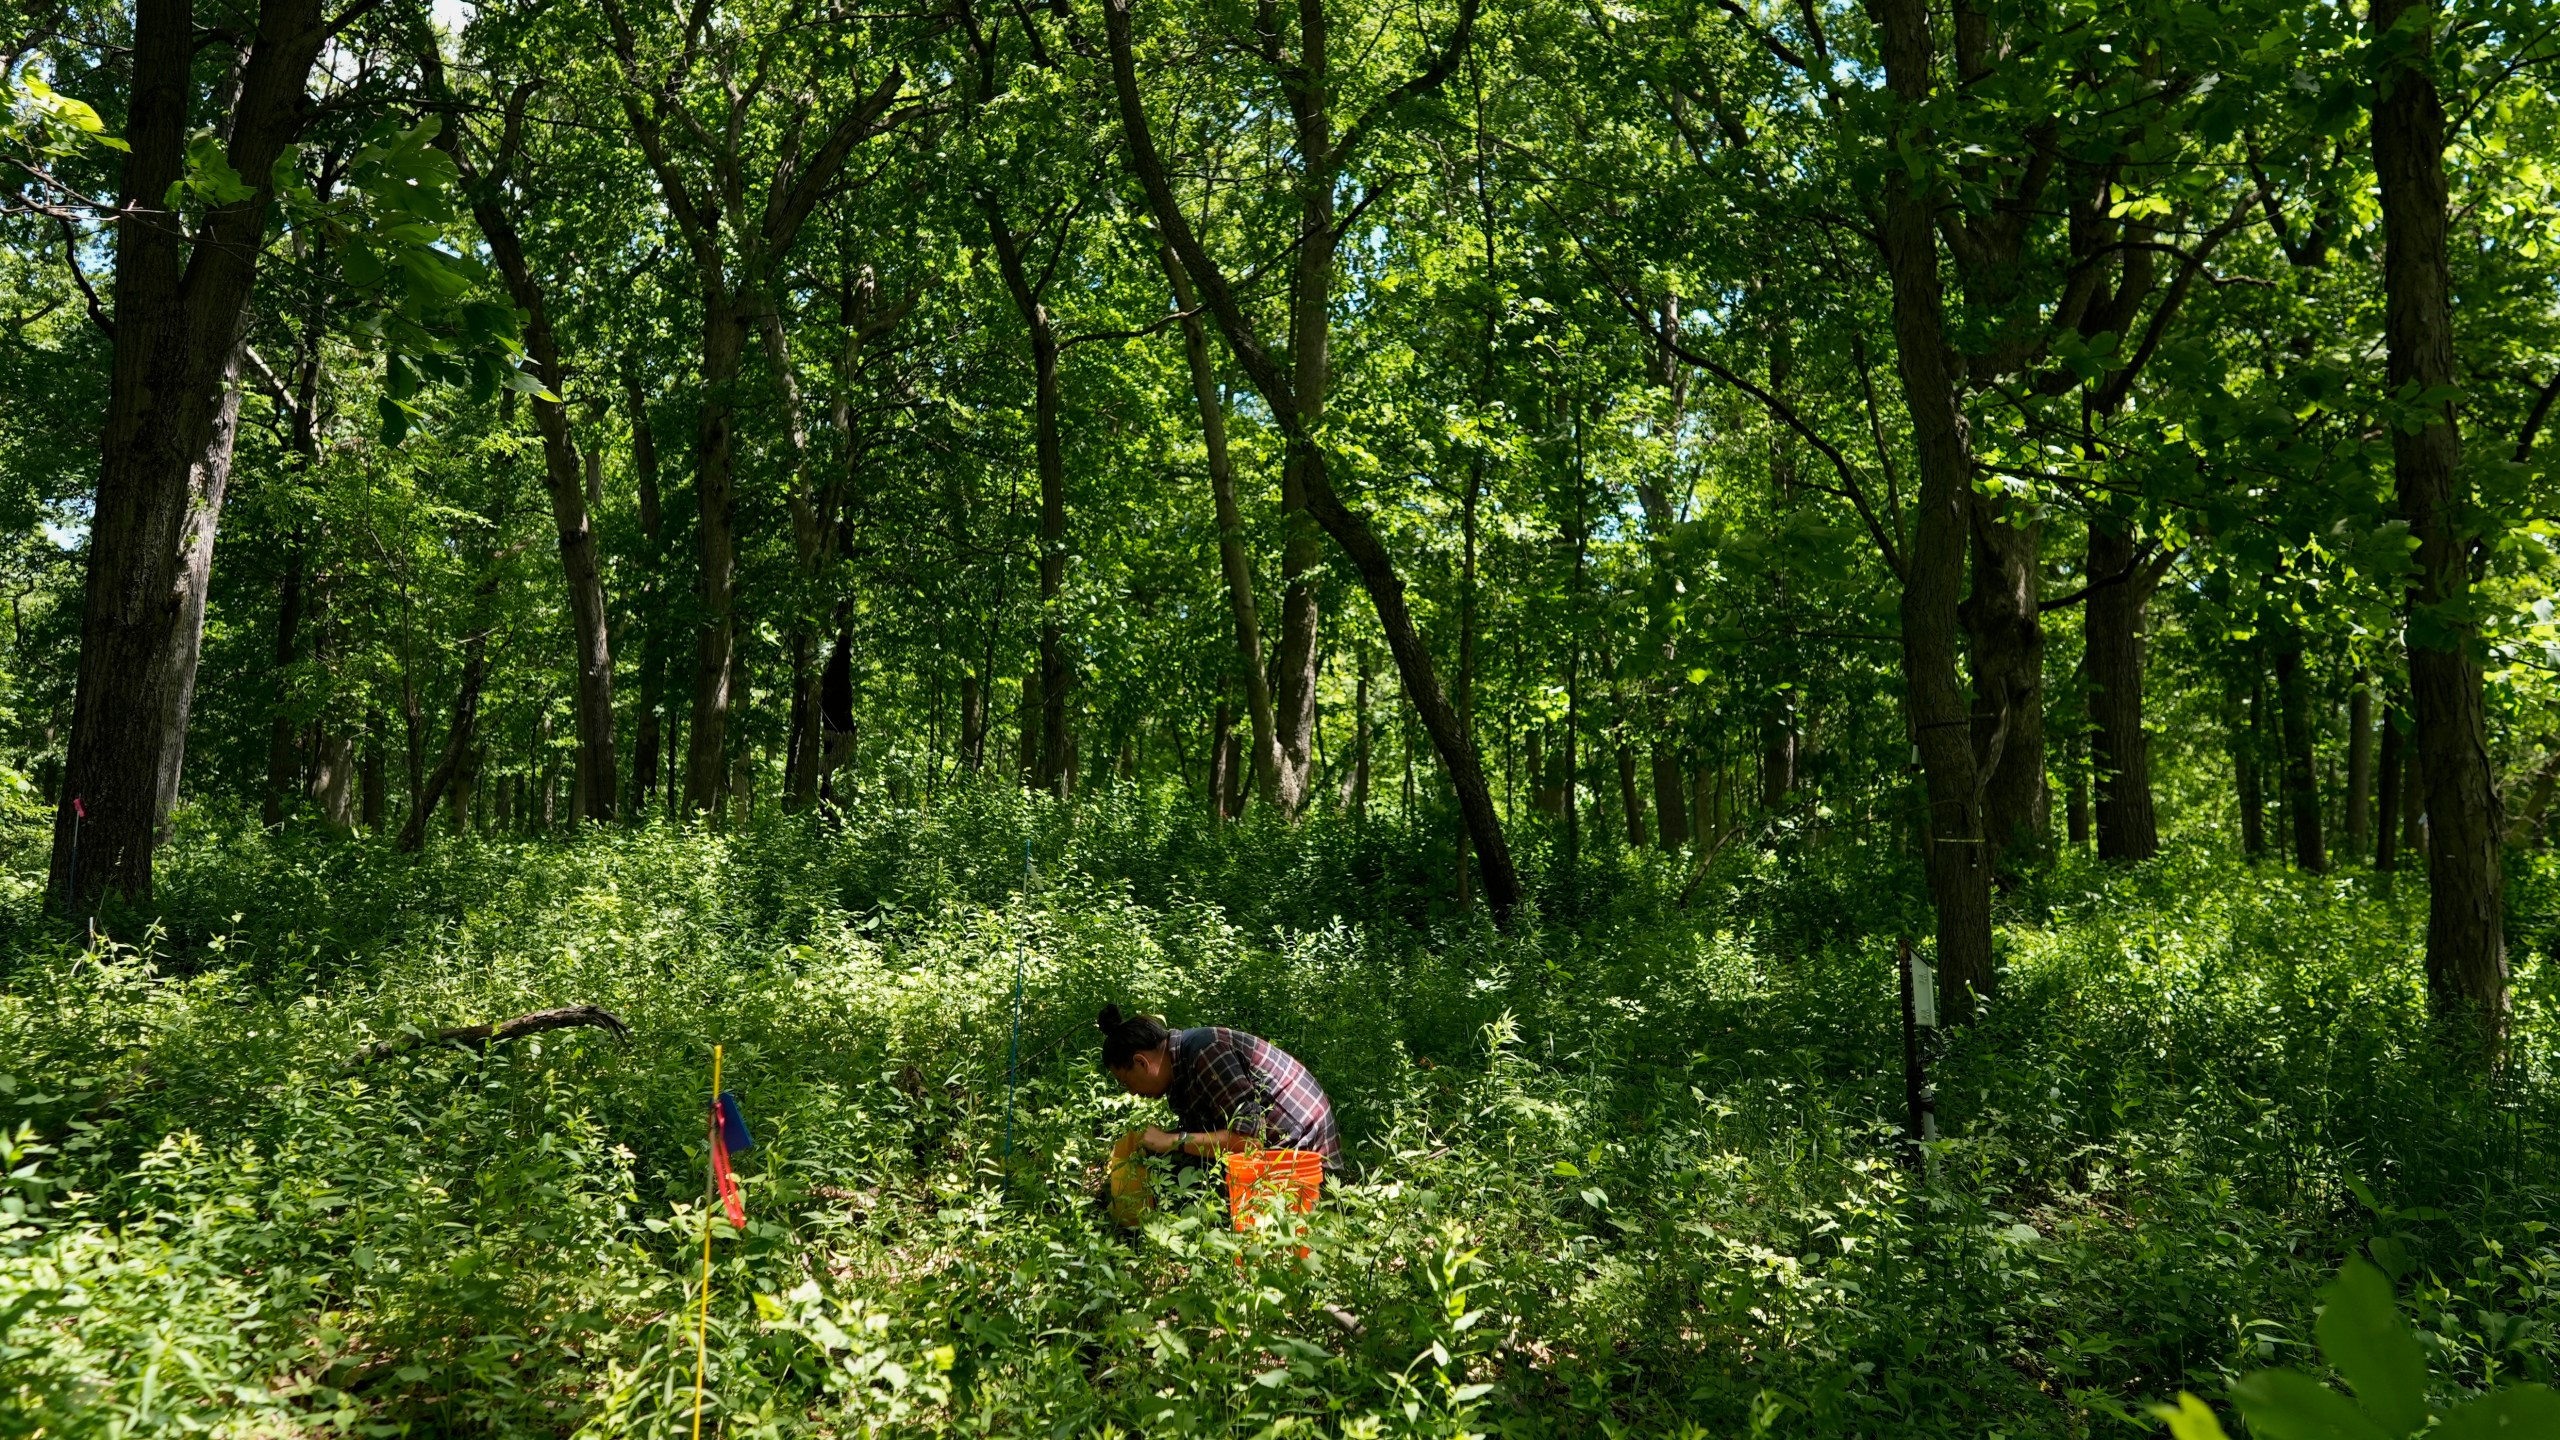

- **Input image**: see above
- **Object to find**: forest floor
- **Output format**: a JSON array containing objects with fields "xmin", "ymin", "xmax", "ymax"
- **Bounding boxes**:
[{"xmin": 5, "ymin": 788, "xmax": 2558, "ymax": 1438}]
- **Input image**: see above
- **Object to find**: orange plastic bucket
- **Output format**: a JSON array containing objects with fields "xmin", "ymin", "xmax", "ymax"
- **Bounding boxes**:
[{"xmin": 1222, "ymin": 1149, "xmax": 1323, "ymax": 1255}]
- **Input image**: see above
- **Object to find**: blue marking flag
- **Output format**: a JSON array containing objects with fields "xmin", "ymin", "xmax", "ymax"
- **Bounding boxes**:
[{"xmin": 708, "ymin": 1090, "xmax": 751, "ymax": 1228}]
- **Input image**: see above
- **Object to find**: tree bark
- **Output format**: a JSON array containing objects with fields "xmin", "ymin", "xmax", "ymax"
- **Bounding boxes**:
[
  {"xmin": 2404, "ymin": 723, "xmax": 2430, "ymax": 860},
  {"xmin": 2239, "ymin": 680, "xmax": 2269, "ymax": 858},
  {"xmin": 2086, "ymin": 520, "xmax": 2162, "ymax": 860},
  {"xmin": 2064, "ymin": 730, "xmax": 2090, "ymax": 848},
  {"xmin": 1869, "ymin": 0, "xmax": 1995, "ymax": 1019},
  {"xmin": 1653, "ymin": 745, "xmax": 1690, "ymax": 847},
  {"xmin": 985, "ymin": 201, "xmax": 1072, "ymax": 797},
  {"xmin": 1018, "ymin": 671, "xmax": 1040, "ymax": 787},
  {"xmin": 1617, "ymin": 741, "xmax": 1646, "ymax": 848},
  {"xmin": 360, "ymin": 711, "xmax": 386, "ymax": 831},
  {"xmin": 1342, "ymin": 654, "xmax": 1372, "ymax": 818},
  {"xmin": 960, "ymin": 673, "xmax": 986, "ymax": 773},
  {"xmin": 1162, "ymin": 246, "xmax": 1281, "ymax": 811},
  {"xmin": 624, "ymin": 367, "xmax": 664, "ymax": 816},
  {"xmin": 1210, "ymin": 698, "xmax": 1238, "ymax": 819},
  {"xmin": 683, "ymin": 301, "xmax": 749, "ymax": 813},
  {"xmin": 48, "ymin": 0, "xmax": 328, "ymax": 910},
  {"xmin": 2345, "ymin": 671, "xmax": 2375, "ymax": 857},
  {"xmin": 2372, "ymin": 0, "xmax": 2504, "ymax": 1045},
  {"xmin": 261, "ymin": 532, "xmax": 306, "ymax": 828},
  {"xmin": 425, "ymin": 96, "xmax": 618, "ymax": 825},
  {"xmin": 2274, "ymin": 636, "xmax": 2326, "ymax": 872},
  {"xmin": 150, "ymin": 376, "xmax": 240, "ymax": 843},
  {"xmin": 2376, "ymin": 704, "xmax": 2404, "ymax": 873},
  {"xmin": 1965, "ymin": 500, "xmax": 2046, "ymax": 876}
]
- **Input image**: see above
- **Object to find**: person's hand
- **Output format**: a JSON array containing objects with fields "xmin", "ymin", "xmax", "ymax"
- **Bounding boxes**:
[{"xmin": 1139, "ymin": 1125, "xmax": 1181, "ymax": 1156}]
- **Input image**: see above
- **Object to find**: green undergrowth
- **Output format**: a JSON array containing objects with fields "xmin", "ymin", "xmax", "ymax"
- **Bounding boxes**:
[{"xmin": 4, "ymin": 787, "xmax": 2558, "ymax": 1437}]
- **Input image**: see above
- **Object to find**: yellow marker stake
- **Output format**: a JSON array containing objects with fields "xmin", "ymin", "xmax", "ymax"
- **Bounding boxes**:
[{"xmin": 692, "ymin": 1043, "xmax": 722, "ymax": 1440}]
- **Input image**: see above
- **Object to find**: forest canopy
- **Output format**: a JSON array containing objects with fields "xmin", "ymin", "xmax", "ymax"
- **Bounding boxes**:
[{"xmin": 5, "ymin": 0, "xmax": 2560, "ymax": 1433}]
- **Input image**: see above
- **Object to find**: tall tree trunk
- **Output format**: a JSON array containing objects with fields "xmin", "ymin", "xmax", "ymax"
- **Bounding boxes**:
[
  {"xmin": 150, "ymin": 377, "xmax": 241, "ymax": 844},
  {"xmin": 786, "ymin": 630, "xmax": 818, "ymax": 806},
  {"xmin": 306, "ymin": 565, "xmax": 354, "ymax": 834},
  {"xmin": 2086, "ymin": 520, "xmax": 2162, "ymax": 860},
  {"xmin": 2065, "ymin": 730, "xmax": 2091, "ymax": 847},
  {"xmin": 1163, "ymin": 247, "xmax": 1281, "ymax": 810},
  {"xmin": 818, "ymin": 627, "xmax": 855, "ymax": 804},
  {"xmin": 2372, "ymin": 0, "xmax": 2504, "ymax": 1044},
  {"xmin": 262, "ymin": 532, "xmax": 306, "ymax": 828},
  {"xmin": 1018, "ymin": 670, "xmax": 1040, "ymax": 788},
  {"xmin": 1966, "ymin": 501, "xmax": 2046, "ymax": 877},
  {"xmin": 49, "ymin": 0, "xmax": 328, "ymax": 910},
  {"xmin": 2404, "ymin": 728, "xmax": 2430, "ymax": 860},
  {"xmin": 2274, "ymin": 637, "xmax": 2326, "ymax": 872},
  {"xmin": 2346, "ymin": 671, "xmax": 2375, "ymax": 857},
  {"xmin": 984, "ymin": 204, "xmax": 1073, "ymax": 798},
  {"xmin": 1760, "ymin": 307, "xmax": 1798, "ymax": 813},
  {"xmin": 1617, "ymin": 739, "xmax": 1646, "ymax": 848},
  {"xmin": 1341, "ymin": 654, "xmax": 1371, "ymax": 818},
  {"xmin": 2376, "ymin": 704, "xmax": 2404, "ymax": 873},
  {"xmin": 683, "ymin": 302, "xmax": 750, "ymax": 813},
  {"xmin": 624, "ymin": 368, "xmax": 664, "ymax": 816},
  {"xmin": 360, "ymin": 710, "xmax": 386, "ymax": 831},
  {"xmin": 960, "ymin": 673, "xmax": 986, "ymax": 773},
  {"xmin": 2239, "ymin": 680, "xmax": 2269, "ymax": 858},
  {"xmin": 1653, "ymin": 745, "xmax": 1690, "ymax": 847},
  {"xmin": 422, "ymin": 73, "xmax": 616, "ymax": 824},
  {"xmin": 1210, "ymin": 698, "xmax": 1238, "ymax": 819},
  {"xmin": 1758, "ymin": 704, "xmax": 1797, "ymax": 812},
  {"xmin": 1870, "ymin": 0, "xmax": 1995, "ymax": 1019}
]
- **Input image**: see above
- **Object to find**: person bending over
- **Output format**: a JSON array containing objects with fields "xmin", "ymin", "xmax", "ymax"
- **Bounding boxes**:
[{"xmin": 1098, "ymin": 1004, "xmax": 1339, "ymax": 1222}]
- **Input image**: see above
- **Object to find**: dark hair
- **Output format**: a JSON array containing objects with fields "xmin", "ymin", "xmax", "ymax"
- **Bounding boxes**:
[{"xmin": 1097, "ymin": 1004, "xmax": 1170, "ymax": 1070}]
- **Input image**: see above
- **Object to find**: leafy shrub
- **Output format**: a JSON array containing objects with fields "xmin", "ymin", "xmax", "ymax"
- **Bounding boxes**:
[{"xmin": 4, "ymin": 787, "xmax": 2557, "ymax": 1435}]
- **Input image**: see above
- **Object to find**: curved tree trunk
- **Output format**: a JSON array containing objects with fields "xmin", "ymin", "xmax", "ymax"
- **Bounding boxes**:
[{"xmin": 1104, "ymin": 0, "xmax": 1519, "ymax": 920}]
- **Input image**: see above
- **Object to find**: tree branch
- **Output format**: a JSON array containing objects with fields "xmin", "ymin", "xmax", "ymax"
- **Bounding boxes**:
[
  {"xmin": 1329, "ymin": 0, "xmax": 1480, "ymax": 172},
  {"xmin": 341, "ymin": 1005, "xmax": 630, "ymax": 1070}
]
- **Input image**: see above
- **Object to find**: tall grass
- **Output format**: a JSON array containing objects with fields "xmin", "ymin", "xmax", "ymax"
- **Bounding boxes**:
[{"xmin": 3, "ymin": 786, "xmax": 2554, "ymax": 1436}]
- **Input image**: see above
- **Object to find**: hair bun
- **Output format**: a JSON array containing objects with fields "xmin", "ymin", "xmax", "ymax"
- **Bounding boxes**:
[{"xmin": 1097, "ymin": 1003, "xmax": 1123, "ymax": 1032}]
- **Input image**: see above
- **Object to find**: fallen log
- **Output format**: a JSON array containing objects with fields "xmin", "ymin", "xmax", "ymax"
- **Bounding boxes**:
[{"xmin": 342, "ymin": 1005, "xmax": 630, "ymax": 1071}]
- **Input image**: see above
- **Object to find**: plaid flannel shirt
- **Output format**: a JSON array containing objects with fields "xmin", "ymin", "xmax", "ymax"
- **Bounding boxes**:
[{"xmin": 1166, "ymin": 1027, "xmax": 1341, "ymax": 1168}]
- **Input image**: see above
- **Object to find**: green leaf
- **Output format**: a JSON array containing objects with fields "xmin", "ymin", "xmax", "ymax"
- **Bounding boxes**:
[
  {"xmin": 2317, "ymin": 1259, "xmax": 2428, "ymax": 1436},
  {"xmin": 2229, "ymin": 1370, "xmax": 2394, "ymax": 1440},
  {"xmin": 2147, "ymin": 1393, "xmax": 2233, "ymax": 1440},
  {"xmin": 183, "ymin": 133, "xmax": 256, "ymax": 205},
  {"xmin": 2431, "ymin": 1386, "xmax": 2560, "ymax": 1440},
  {"xmin": 503, "ymin": 368, "xmax": 563, "ymax": 403}
]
